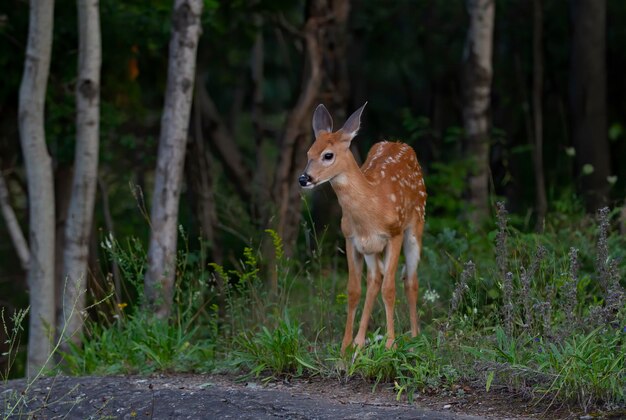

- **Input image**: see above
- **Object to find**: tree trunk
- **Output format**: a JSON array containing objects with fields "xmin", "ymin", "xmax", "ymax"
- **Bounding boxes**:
[
  {"xmin": 195, "ymin": 80, "xmax": 251, "ymax": 203},
  {"xmin": 18, "ymin": 0, "xmax": 56, "ymax": 377},
  {"xmin": 569, "ymin": 0, "xmax": 610, "ymax": 212},
  {"xmin": 271, "ymin": 1, "xmax": 328, "ymax": 254},
  {"xmin": 251, "ymin": 16, "xmax": 272, "ymax": 226},
  {"xmin": 0, "ymin": 171, "xmax": 30, "ymax": 270},
  {"xmin": 144, "ymin": 0, "xmax": 203, "ymax": 319},
  {"xmin": 58, "ymin": 0, "xmax": 102, "ymax": 348},
  {"xmin": 461, "ymin": 0, "xmax": 495, "ymax": 223},
  {"xmin": 54, "ymin": 165, "xmax": 73, "ymax": 339},
  {"xmin": 185, "ymin": 84, "xmax": 222, "ymax": 265},
  {"xmin": 532, "ymin": 0, "xmax": 547, "ymax": 231},
  {"xmin": 311, "ymin": 0, "xmax": 351, "ymax": 241}
]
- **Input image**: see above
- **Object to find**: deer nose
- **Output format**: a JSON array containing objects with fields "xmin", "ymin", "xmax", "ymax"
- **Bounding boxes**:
[{"xmin": 298, "ymin": 173, "xmax": 311, "ymax": 187}]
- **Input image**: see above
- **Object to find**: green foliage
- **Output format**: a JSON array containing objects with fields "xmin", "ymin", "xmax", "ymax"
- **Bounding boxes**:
[
  {"xmin": 345, "ymin": 334, "xmax": 459, "ymax": 401},
  {"xmin": 64, "ymin": 313, "xmax": 215, "ymax": 375},
  {"xmin": 53, "ymin": 203, "xmax": 626, "ymax": 414},
  {"xmin": 534, "ymin": 329, "xmax": 626, "ymax": 410},
  {"xmin": 0, "ymin": 308, "xmax": 28, "ymax": 381},
  {"xmin": 464, "ymin": 326, "xmax": 626, "ymax": 410},
  {"xmin": 230, "ymin": 313, "xmax": 314, "ymax": 381},
  {"xmin": 65, "ymin": 230, "xmax": 218, "ymax": 375}
]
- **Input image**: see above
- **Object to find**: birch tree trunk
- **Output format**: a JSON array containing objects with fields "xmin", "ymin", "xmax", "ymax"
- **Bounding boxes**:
[
  {"xmin": 18, "ymin": 0, "xmax": 56, "ymax": 377},
  {"xmin": 58, "ymin": 0, "xmax": 101, "ymax": 348},
  {"xmin": 461, "ymin": 0, "xmax": 495, "ymax": 223},
  {"xmin": 144, "ymin": 0, "xmax": 203, "ymax": 319},
  {"xmin": 569, "ymin": 0, "xmax": 610, "ymax": 212}
]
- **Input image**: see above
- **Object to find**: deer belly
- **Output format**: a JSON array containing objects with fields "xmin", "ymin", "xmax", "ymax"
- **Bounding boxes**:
[{"xmin": 352, "ymin": 234, "xmax": 388, "ymax": 255}]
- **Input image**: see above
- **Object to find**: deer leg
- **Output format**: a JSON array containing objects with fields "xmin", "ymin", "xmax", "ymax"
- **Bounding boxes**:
[
  {"xmin": 341, "ymin": 240, "xmax": 363, "ymax": 354},
  {"xmin": 353, "ymin": 253, "xmax": 381, "ymax": 348},
  {"xmin": 381, "ymin": 235, "xmax": 403, "ymax": 348},
  {"xmin": 403, "ymin": 222, "xmax": 423, "ymax": 337}
]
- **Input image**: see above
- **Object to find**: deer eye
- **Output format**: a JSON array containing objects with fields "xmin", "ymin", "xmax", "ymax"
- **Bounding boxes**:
[{"xmin": 323, "ymin": 152, "xmax": 334, "ymax": 161}]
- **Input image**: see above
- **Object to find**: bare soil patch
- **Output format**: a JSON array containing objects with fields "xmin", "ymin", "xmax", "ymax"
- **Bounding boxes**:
[{"xmin": 0, "ymin": 373, "xmax": 596, "ymax": 419}]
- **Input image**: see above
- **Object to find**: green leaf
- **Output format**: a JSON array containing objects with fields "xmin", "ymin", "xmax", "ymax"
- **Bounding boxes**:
[
  {"xmin": 609, "ymin": 123, "xmax": 623, "ymax": 141},
  {"xmin": 486, "ymin": 371, "xmax": 495, "ymax": 392}
]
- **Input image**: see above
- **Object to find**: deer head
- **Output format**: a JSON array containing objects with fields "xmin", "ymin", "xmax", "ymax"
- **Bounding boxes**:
[{"xmin": 298, "ymin": 103, "xmax": 367, "ymax": 189}]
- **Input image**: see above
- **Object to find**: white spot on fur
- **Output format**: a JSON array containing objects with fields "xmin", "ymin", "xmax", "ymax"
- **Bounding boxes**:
[{"xmin": 390, "ymin": 194, "xmax": 396, "ymax": 202}]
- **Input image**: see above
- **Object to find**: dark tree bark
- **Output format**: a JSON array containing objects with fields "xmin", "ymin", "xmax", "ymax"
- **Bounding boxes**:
[
  {"xmin": 532, "ymin": 0, "xmax": 547, "ymax": 231},
  {"xmin": 272, "ymin": 0, "xmax": 335, "ymax": 254},
  {"xmin": 54, "ymin": 165, "xmax": 73, "ymax": 333},
  {"xmin": 144, "ymin": 0, "xmax": 203, "ymax": 319},
  {"xmin": 250, "ymin": 16, "xmax": 272, "ymax": 227},
  {"xmin": 185, "ymin": 80, "xmax": 222, "ymax": 266},
  {"xmin": 311, "ymin": 0, "xmax": 351, "ymax": 240},
  {"xmin": 195, "ymin": 80, "xmax": 251, "ymax": 203},
  {"xmin": 461, "ymin": 0, "xmax": 495, "ymax": 224},
  {"xmin": 569, "ymin": 0, "xmax": 610, "ymax": 212}
]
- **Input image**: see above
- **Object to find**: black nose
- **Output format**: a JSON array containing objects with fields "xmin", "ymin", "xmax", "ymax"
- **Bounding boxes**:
[{"xmin": 299, "ymin": 173, "xmax": 311, "ymax": 187}]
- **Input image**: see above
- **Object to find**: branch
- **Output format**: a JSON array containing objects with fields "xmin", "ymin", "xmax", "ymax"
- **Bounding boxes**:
[
  {"xmin": 273, "ymin": 14, "xmax": 324, "ymax": 200},
  {"xmin": 195, "ymin": 75, "xmax": 251, "ymax": 202},
  {"xmin": 0, "ymin": 171, "xmax": 30, "ymax": 270},
  {"xmin": 271, "ymin": 3, "xmax": 327, "ymax": 244},
  {"xmin": 274, "ymin": 13, "xmax": 305, "ymax": 38}
]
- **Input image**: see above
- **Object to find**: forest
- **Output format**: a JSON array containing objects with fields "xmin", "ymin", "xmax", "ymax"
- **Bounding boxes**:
[{"xmin": 1, "ymin": 0, "xmax": 626, "ymax": 417}]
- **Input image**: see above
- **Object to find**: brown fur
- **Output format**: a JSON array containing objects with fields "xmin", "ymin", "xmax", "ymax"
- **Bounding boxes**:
[{"xmin": 302, "ymin": 105, "xmax": 427, "ymax": 352}]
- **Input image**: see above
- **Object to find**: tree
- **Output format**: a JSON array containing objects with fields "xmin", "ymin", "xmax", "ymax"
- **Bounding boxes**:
[
  {"xmin": 271, "ymin": 0, "xmax": 339, "ymax": 253},
  {"xmin": 144, "ymin": 0, "xmax": 203, "ymax": 319},
  {"xmin": 532, "ymin": 0, "xmax": 547, "ymax": 230},
  {"xmin": 569, "ymin": 0, "xmax": 610, "ymax": 212},
  {"xmin": 0, "ymin": 172, "xmax": 29, "ymax": 271},
  {"xmin": 461, "ymin": 0, "xmax": 495, "ymax": 223},
  {"xmin": 18, "ymin": 0, "xmax": 56, "ymax": 377},
  {"xmin": 194, "ymin": 1, "xmax": 341, "ymax": 258},
  {"xmin": 58, "ymin": 0, "xmax": 102, "ymax": 348}
]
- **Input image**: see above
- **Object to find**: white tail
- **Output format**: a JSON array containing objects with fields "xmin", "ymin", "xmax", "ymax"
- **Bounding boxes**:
[{"xmin": 299, "ymin": 103, "xmax": 427, "ymax": 352}]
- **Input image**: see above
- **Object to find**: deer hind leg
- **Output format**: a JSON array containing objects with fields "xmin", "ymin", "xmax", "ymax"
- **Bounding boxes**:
[
  {"xmin": 353, "ymin": 253, "xmax": 382, "ymax": 348},
  {"xmin": 342, "ymin": 240, "xmax": 363, "ymax": 354},
  {"xmin": 381, "ymin": 235, "xmax": 403, "ymax": 348},
  {"xmin": 403, "ymin": 221, "xmax": 423, "ymax": 336}
]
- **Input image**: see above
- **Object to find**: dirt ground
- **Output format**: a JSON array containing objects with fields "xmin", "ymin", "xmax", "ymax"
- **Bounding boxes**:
[{"xmin": 0, "ymin": 373, "xmax": 591, "ymax": 419}]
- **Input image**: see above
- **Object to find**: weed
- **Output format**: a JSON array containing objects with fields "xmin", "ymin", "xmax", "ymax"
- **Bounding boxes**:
[{"xmin": 230, "ymin": 313, "xmax": 314, "ymax": 381}]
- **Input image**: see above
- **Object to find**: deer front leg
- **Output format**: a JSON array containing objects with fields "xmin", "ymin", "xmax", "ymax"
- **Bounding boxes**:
[
  {"xmin": 341, "ymin": 240, "xmax": 363, "ymax": 354},
  {"xmin": 382, "ymin": 235, "xmax": 403, "ymax": 348},
  {"xmin": 353, "ymin": 253, "xmax": 382, "ymax": 348}
]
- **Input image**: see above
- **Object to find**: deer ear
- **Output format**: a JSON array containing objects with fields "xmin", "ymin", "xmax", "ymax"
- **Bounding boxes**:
[
  {"xmin": 312, "ymin": 104, "xmax": 333, "ymax": 138},
  {"xmin": 340, "ymin": 102, "xmax": 367, "ymax": 142}
]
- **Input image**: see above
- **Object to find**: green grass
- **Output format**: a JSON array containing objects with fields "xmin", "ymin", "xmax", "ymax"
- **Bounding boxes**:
[
  {"xmin": 63, "ymin": 313, "xmax": 215, "ymax": 375},
  {"xmin": 4, "ymin": 203, "xmax": 626, "ymax": 415},
  {"xmin": 230, "ymin": 313, "xmax": 315, "ymax": 381}
]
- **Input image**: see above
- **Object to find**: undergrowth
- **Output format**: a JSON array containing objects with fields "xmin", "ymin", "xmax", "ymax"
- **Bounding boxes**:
[{"xmin": 3, "ymin": 203, "xmax": 626, "ymax": 416}]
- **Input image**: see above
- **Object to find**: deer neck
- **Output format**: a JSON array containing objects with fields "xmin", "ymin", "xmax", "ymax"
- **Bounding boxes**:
[{"xmin": 330, "ymin": 154, "xmax": 380, "ymax": 228}]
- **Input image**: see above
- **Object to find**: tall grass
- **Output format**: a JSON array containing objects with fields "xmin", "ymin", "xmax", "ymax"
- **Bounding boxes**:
[
  {"xmin": 224, "ymin": 203, "xmax": 626, "ymax": 412},
  {"xmin": 4, "ymin": 202, "xmax": 624, "ymax": 415}
]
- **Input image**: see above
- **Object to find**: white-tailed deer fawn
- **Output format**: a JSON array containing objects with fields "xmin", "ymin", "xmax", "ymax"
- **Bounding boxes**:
[{"xmin": 299, "ymin": 103, "xmax": 426, "ymax": 353}]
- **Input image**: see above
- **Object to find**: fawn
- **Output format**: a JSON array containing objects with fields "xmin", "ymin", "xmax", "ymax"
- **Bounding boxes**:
[{"xmin": 299, "ymin": 103, "xmax": 427, "ymax": 353}]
